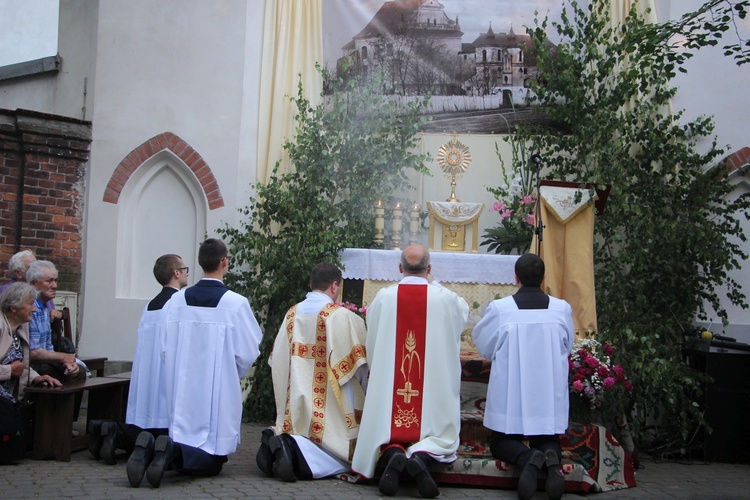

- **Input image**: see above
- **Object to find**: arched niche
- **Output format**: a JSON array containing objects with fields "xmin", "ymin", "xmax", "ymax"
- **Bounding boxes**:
[{"xmin": 115, "ymin": 150, "xmax": 207, "ymax": 298}]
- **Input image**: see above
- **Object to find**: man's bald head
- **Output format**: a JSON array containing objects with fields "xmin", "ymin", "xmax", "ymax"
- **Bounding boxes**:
[{"xmin": 399, "ymin": 244, "xmax": 430, "ymax": 277}]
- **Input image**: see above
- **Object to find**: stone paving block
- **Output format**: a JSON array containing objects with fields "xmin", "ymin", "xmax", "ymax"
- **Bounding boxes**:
[{"xmin": 5, "ymin": 422, "xmax": 750, "ymax": 499}]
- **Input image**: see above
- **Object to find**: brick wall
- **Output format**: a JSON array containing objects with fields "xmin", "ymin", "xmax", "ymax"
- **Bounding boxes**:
[{"xmin": 0, "ymin": 109, "xmax": 91, "ymax": 294}]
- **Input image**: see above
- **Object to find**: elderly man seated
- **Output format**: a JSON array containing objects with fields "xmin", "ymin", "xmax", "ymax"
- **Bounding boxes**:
[{"xmin": 27, "ymin": 261, "xmax": 85, "ymax": 388}]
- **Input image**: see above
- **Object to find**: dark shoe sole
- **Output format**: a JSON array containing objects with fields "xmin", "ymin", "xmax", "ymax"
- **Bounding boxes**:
[
  {"xmin": 256, "ymin": 428, "xmax": 275, "ymax": 477},
  {"xmin": 87, "ymin": 419, "xmax": 105, "ymax": 459},
  {"xmin": 269, "ymin": 435, "xmax": 297, "ymax": 482},
  {"xmin": 406, "ymin": 455, "xmax": 439, "ymax": 498},
  {"xmin": 99, "ymin": 421, "xmax": 117, "ymax": 465},
  {"xmin": 544, "ymin": 449, "xmax": 565, "ymax": 500},
  {"xmin": 518, "ymin": 449, "xmax": 545, "ymax": 500},
  {"xmin": 379, "ymin": 451, "xmax": 406, "ymax": 496},
  {"xmin": 146, "ymin": 435, "xmax": 173, "ymax": 488},
  {"xmin": 127, "ymin": 431, "xmax": 155, "ymax": 488}
]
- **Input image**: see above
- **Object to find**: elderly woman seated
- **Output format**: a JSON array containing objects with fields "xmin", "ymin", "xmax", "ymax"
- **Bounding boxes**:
[{"xmin": 0, "ymin": 282, "xmax": 61, "ymax": 464}]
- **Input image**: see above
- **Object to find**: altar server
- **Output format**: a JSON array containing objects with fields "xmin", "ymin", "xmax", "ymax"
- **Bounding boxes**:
[
  {"xmin": 257, "ymin": 262, "xmax": 368, "ymax": 481},
  {"xmin": 352, "ymin": 244, "xmax": 468, "ymax": 498},
  {"xmin": 93, "ymin": 254, "xmax": 188, "ymax": 483},
  {"xmin": 131, "ymin": 238, "xmax": 262, "ymax": 488},
  {"xmin": 472, "ymin": 253, "xmax": 575, "ymax": 500}
]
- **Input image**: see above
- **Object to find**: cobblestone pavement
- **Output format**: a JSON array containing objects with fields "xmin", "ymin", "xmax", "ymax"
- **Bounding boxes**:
[{"xmin": 4, "ymin": 422, "xmax": 750, "ymax": 499}]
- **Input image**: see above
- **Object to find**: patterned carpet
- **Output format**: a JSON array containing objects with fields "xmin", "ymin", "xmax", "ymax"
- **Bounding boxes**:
[{"xmin": 429, "ymin": 377, "xmax": 637, "ymax": 493}]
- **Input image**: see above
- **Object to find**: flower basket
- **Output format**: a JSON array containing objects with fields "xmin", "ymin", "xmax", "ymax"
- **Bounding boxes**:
[
  {"xmin": 481, "ymin": 198, "xmax": 536, "ymax": 255},
  {"xmin": 569, "ymin": 338, "xmax": 632, "ymax": 424},
  {"xmin": 482, "ymin": 138, "xmax": 537, "ymax": 255}
]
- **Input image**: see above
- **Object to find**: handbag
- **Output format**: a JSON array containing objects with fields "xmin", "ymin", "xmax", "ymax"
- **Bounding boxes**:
[
  {"xmin": 52, "ymin": 316, "xmax": 76, "ymax": 354},
  {"xmin": 55, "ymin": 335, "xmax": 76, "ymax": 354},
  {"xmin": 15, "ymin": 394, "xmax": 35, "ymax": 451},
  {"xmin": 0, "ymin": 396, "xmax": 25, "ymax": 462},
  {"xmin": 8, "ymin": 364, "xmax": 35, "ymax": 454}
]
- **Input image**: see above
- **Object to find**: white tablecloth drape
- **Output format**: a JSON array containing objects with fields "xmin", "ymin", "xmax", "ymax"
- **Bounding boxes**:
[{"xmin": 340, "ymin": 248, "xmax": 518, "ymax": 285}]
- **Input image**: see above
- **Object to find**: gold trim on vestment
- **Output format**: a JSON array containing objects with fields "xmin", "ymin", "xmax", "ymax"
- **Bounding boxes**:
[
  {"xmin": 281, "ymin": 305, "xmax": 297, "ymax": 434},
  {"xmin": 308, "ymin": 307, "xmax": 331, "ymax": 444}
]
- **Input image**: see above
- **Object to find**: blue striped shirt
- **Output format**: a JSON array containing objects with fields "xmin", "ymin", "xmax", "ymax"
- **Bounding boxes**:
[{"xmin": 29, "ymin": 298, "xmax": 53, "ymax": 351}]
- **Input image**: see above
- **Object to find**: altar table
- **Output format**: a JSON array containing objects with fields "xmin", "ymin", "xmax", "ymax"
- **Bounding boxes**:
[{"xmin": 340, "ymin": 248, "xmax": 519, "ymax": 306}]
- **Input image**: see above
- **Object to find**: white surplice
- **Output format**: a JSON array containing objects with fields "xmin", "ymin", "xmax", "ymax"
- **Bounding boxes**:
[
  {"xmin": 351, "ymin": 277, "xmax": 469, "ymax": 478},
  {"xmin": 126, "ymin": 306, "xmax": 169, "ymax": 428},
  {"xmin": 270, "ymin": 291, "xmax": 368, "ymax": 478},
  {"xmin": 161, "ymin": 286, "xmax": 262, "ymax": 456},
  {"xmin": 472, "ymin": 295, "xmax": 575, "ymax": 435}
]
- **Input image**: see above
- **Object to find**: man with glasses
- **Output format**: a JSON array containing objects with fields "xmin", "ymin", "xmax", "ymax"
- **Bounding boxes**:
[
  {"xmin": 129, "ymin": 238, "xmax": 262, "ymax": 488},
  {"xmin": 89, "ymin": 254, "xmax": 189, "ymax": 471}
]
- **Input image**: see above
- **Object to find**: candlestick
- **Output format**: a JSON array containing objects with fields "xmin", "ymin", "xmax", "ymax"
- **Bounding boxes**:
[
  {"xmin": 409, "ymin": 203, "xmax": 420, "ymax": 244},
  {"xmin": 391, "ymin": 202, "xmax": 403, "ymax": 250},
  {"xmin": 374, "ymin": 200, "xmax": 385, "ymax": 247}
]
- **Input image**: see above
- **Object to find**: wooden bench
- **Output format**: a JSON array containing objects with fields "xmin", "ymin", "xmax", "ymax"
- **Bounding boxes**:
[
  {"xmin": 24, "ymin": 374, "xmax": 131, "ymax": 461},
  {"xmin": 79, "ymin": 356, "xmax": 107, "ymax": 377}
]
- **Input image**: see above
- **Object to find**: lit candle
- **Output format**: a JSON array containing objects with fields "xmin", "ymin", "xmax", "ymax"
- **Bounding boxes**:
[
  {"xmin": 375, "ymin": 200, "xmax": 385, "ymax": 230},
  {"xmin": 392, "ymin": 202, "xmax": 403, "ymax": 234},
  {"xmin": 409, "ymin": 203, "xmax": 421, "ymax": 244},
  {"xmin": 391, "ymin": 202, "xmax": 403, "ymax": 250},
  {"xmin": 374, "ymin": 200, "xmax": 385, "ymax": 246}
]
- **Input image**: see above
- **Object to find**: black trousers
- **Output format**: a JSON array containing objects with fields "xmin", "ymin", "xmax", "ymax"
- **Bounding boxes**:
[{"xmin": 489, "ymin": 431, "xmax": 561, "ymax": 468}]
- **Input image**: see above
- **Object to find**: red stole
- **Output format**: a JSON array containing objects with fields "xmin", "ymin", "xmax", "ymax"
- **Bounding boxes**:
[{"xmin": 390, "ymin": 284, "xmax": 428, "ymax": 443}]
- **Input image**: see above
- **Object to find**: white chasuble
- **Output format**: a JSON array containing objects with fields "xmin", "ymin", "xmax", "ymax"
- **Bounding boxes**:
[
  {"xmin": 271, "ymin": 302, "xmax": 367, "ymax": 463},
  {"xmin": 352, "ymin": 277, "xmax": 469, "ymax": 478},
  {"xmin": 126, "ymin": 307, "xmax": 169, "ymax": 429}
]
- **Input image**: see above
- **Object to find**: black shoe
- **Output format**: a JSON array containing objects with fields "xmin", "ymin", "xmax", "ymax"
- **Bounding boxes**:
[
  {"xmin": 127, "ymin": 431, "xmax": 155, "ymax": 488},
  {"xmin": 146, "ymin": 435, "xmax": 174, "ymax": 488},
  {"xmin": 406, "ymin": 453, "xmax": 439, "ymax": 498},
  {"xmin": 379, "ymin": 450, "xmax": 407, "ymax": 496},
  {"xmin": 544, "ymin": 449, "xmax": 565, "ymax": 500},
  {"xmin": 99, "ymin": 421, "xmax": 120, "ymax": 465},
  {"xmin": 256, "ymin": 428, "xmax": 275, "ymax": 477},
  {"xmin": 269, "ymin": 434, "xmax": 297, "ymax": 482},
  {"xmin": 87, "ymin": 419, "xmax": 106, "ymax": 459},
  {"xmin": 517, "ymin": 449, "xmax": 544, "ymax": 500}
]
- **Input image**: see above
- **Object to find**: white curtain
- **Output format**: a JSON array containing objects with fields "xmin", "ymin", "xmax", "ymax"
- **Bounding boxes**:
[
  {"xmin": 257, "ymin": 0, "xmax": 323, "ymax": 183},
  {"xmin": 610, "ymin": 0, "xmax": 658, "ymax": 25}
]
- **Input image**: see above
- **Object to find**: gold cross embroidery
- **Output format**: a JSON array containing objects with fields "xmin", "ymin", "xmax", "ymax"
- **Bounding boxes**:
[{"xmin": 396, "ymin": 381, "xmax": 420, "ymax": 404}]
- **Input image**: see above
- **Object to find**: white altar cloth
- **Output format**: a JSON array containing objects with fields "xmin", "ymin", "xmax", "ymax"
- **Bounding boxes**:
[{"xmin": 340, "ymin": 248, "xmax": 517, "ymax": 285}]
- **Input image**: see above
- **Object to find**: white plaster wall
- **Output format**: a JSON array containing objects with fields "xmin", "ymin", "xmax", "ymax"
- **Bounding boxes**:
[
  {"xmin": 665, "ymin": 0, "xmax": 750, "ymax": 334},
  {"xmin": 0, "ymin": 0, "xmax": 98, "ymax": 120},
  {"xmin": 78, "ymin": 0, "xmax": 263, "ymax": 360},
  {"xmin": 667, "ymin": 0, "xmax": 750, "ymax": 156},
  {"xmin": 0, "ymin": 0, "xmax": 58, "ymax": 67}
]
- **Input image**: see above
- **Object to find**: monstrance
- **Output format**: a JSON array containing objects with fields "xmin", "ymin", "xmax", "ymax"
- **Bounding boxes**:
[{"xmin": 436, "ymin": 133, "xmax": 471, "ymax": 202}]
